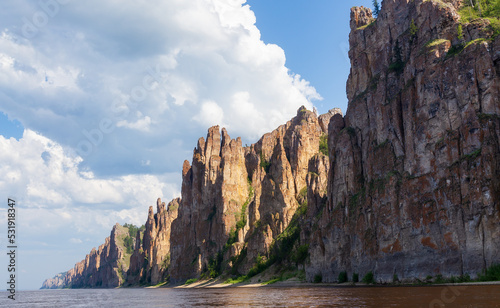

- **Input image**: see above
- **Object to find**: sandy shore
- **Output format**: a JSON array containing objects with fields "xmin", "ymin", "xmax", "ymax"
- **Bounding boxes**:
[{"xmin": 145, "ymin": 276, "xmax": 500, "ymax": 289}]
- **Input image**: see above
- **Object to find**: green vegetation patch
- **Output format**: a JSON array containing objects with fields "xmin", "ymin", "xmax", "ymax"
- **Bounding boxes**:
[
  {"xmin": 203, "ymin": 251, "xmax": 223, "ymax": 279},
  {"xmin": 389, "ymin": 41, "xmax": 405, "ymax": 74},
  {"xmin": 459, "ymin": 0, "xmax": 500, "ymax": 23},
  {"xmin": 358, "ymin": 20, "xmax": 376, "ymax": 30},
  {"xmin": 349, "ymin": 187, "xmax": 366, "ymax": 214},
  {"xmin": 458, "ymin": 0, "xmax": 500, "ymax": 38},
  {"xmin": 319, "ymin": 133, "xmax": 328, "ymax": 156},
  {"xmin": 410, "ymin": 19, "xmax": 419, "ymax": 38},
  {"xmin": 338, "ymin": 271, "xmax": 348, "ymax": 283},
  {"xmin": 261, "ymin": 270, "xmax": 305, "ymax": 285},
  {"xmin": 389, "ymin": 61, "xmax": 405, "ymax": 74},
  {"xmin": 461, "ymin": 147, "xmax": 482, "ymax": 161},
  {"xmin": 424, "ymin": 38, "xmax": 450, "ymax": 52},
  {"xmin": 297, "ymin": 186, "xmax": 308, "ymax": 206},
  {"xmin": 184, "ymin": 278, "xmax": 198, "ymax": 285},
  {"xmin": 292, "ymin": 244, "xmax": 309, "ymax": 264},
  {"xmin": 362, "ymin": 271, "xmax": 375, "ymax": 284},
  {"xmin": 260, "ymin": 151, "xmax": 271, "ymax": 173},
  {"xmin": 262, "ymin": 277, "xmax": 281, "ymax": 285},
  {"xmin": 239, "ymin": 200, "xmax": 309, "ymax": 280},
  {"xmin": 223, "ymin": 179, "xmax": 253, "ymax": 253},
  {"xmin": 478, "ymin": 263, "xmax": 500, "ymax": 281},
  {"xmin": 464, "ymin": 38, "xmax": 489, "ymax": 49},
  {"xmin": 224, "ymin": 275, "xmax": 249, "ymax": 284},
  {"xmin": 122, "ymin": 223, "xmax": 145, "ymax": 254}
]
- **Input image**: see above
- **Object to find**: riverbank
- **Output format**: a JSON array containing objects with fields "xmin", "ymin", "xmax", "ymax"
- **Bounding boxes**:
[{"xmin": 147, "ymin": 276, "xmax": 500, "ymax": 289}]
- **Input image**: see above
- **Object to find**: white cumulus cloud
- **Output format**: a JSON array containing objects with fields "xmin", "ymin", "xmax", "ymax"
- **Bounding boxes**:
[
  {"xmin": 0, "ymin": 129, "xmax": 180, "ymax": 228},
  {"xmin": 0, "ymin": 0, "xmax": 321, "ymax": 177},
  {"xmin": 0, "ymin": 0, "xmax": 322, "ymax": 290}
]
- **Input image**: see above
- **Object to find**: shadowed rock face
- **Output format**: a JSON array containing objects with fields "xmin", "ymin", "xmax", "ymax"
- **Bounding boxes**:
[
  {"xmin": 127, "ymin": 198, "xmax": 179, "ymax": 285},
  {"xmin": 306, "ymin": 0, "xmax": 500, "ymax": 283},
  {"xmin": 43, "ymin": 0, "xmax": 500, "ymax": 288}
]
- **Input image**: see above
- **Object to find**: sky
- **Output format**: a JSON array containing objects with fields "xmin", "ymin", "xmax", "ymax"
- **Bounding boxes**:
[{"xmin": 0, "ymin": 0, "xmax": 373, "ymax": 290}]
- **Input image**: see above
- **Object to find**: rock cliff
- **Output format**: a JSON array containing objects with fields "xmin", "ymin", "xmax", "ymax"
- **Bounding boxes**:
[
  {"xmin": 127, "ymin": 198, "xmax": 179, "ymax": 285},
  {"xmin": 42, "ymin": 0, "xmax": 500, "ymax": 288},
  {"xmin": 41, "ymin": 223, "xmax": 135, "ymax": 288},
  {"xmin": 41, "ymin": 272, "xmax": 66, "ymax": 289},
  {"xmin": 167, "ymin": 106, "xmax": 330, "ymax": 282},
  {"xmin": 306, "ymin": 0, "xmax": 500, "ymax": 282}
]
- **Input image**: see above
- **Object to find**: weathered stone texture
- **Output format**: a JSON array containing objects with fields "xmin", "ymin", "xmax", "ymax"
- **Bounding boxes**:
[{"xmin": 307, "ymin": 0, "xmax": 500, "ymax": 283}]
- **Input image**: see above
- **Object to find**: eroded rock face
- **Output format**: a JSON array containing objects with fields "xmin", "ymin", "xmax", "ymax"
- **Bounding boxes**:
[
  {"xmin": 350, "ymin": 6, "xmax": 374, "ymax": 30},
  {"xmin": 126, "ymin": 198, "xmax": 179, "ymax": 285},
  {"xmin": 41, "ymin": 224, "xmax": 131, "ymax": 288},
  {"xmin": 169, "ymin": 126, "xmax": 250, "ymax": 281},
  {"xmin": 164, "ymin": 107, "xmax": 326, "ymax": 281},
  {"xmin": 307, "ymin": 0, "xmax": 500, "ymax": 283},
  {"xmin": 318, "ymin": 108, "xmax": 343, "ymax": 133},
  {"xmin": 237, "ymin": 107, "xmax": 326, "ymax": 272}
]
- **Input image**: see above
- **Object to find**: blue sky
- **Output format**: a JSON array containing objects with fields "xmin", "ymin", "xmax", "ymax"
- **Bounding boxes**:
[
  {"xmin": 0, "ymin": 112, "xmax": 23, "ymax": 140},
  {"xmin": 0, "ymin": 0, "xmax": 374, "ymax": 290},
  {"xmin": 249, "ymin": 0, "xmax": 373, "ymax": 114}
]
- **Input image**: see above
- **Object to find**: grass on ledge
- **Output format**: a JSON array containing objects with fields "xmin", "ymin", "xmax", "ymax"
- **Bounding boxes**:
[
  {"xmin": 150, "ymin": 281, "xmax": 168, "ymax": 287},
  {"xmin": 184, "ymin": 278, "xmax": 198, "ymax": 285},
  {"xmin": 423, "ymin": 38, "xmax": 450, "ymax": 54},
  {"xmin": 261, "ymin": 278, "xmax": 281, "ymax": 285},
  {"xmin": 223, "ymin": 276, "xmax": 249, "ymax": 284},
  {"xmin": 357, "ymin": 20, "xmax": 376, "ymax": 30}
]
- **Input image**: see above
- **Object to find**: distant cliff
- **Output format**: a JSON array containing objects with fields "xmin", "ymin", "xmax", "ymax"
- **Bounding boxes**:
[
  {"xmin": 42, "ymin": 223, "xmax": 137, "ymax": 288},
  {"xmin": 42, "ymin": 0, "xmax": 500, "ymax": 288}
]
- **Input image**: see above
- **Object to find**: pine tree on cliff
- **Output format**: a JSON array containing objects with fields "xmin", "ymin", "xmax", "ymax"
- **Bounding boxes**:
[{"xmin": 372, "ymin": 0, "xmax": 380, "ymax": 17}]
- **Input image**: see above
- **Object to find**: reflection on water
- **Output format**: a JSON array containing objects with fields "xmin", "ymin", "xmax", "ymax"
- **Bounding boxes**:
[{"xmin": 1, "ymin": 285, "xmax": 499, "ymax": 307}]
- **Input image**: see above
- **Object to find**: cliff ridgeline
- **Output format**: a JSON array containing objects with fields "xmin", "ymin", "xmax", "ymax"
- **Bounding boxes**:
[{"xmin": 42, "ymin": 0, "xmax": 500, "ymax": 288}]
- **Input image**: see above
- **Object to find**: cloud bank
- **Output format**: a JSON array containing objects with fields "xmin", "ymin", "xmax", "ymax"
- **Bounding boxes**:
[{"xmin": 0, "ymin": 0, "xmax": 321, "ymax": 175}]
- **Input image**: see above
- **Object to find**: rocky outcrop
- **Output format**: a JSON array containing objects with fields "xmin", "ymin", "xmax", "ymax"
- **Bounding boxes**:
[
  {"xmin": 41, "ymin": 272, "xmax": 66, "ymax": 289},
  {"xmin": 168, "ymin": 126, "xmax": 250, "ymax": 281},
  {"xmin": 167, "ymin": 107, "xmax": 326, "ymax": 281},
  {"xmin": 318, "ymin": 108, "xmax": 342, "ymax": 133},
  {"xmin": 41, "ymin": 224, "xmax": 134, "ymax": 288},
  {"xmin": 46, "ymin": 105, "xmax": 329, "ymax": 288},
  {"xmin": 306, "ymin": 0, "xmax": 500, "ymax": 283},
  {"xmin": 235, "ymin": 106, "xmax": 326, "ymax": 274},
  {"xmin": 127, "ymin": 198, "xmax": 179, "ymax": 285}
]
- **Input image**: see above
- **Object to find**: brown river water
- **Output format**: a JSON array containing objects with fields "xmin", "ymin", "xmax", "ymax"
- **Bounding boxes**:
[{"xmin": 1, "ymin": 285, "xmax": 499, "ymax": 307}]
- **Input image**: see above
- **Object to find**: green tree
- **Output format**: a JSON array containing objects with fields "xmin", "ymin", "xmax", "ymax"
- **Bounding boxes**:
[
  {"xmin": 362, "ymin": 271, "xmax": 375, "ymax": 284},
  {"xmin": 338, "ymin": 271, "xmax": 348, "ymax": 283},
  {"xmin": 373, "ymin": 0, "xmax": 380, "ymax": 17},
  {"xmin": 259, "ymin": 151, "xmax": 271, "ymax": 173},
  {"xmin": 457, "ymin": 24, "xmax": 464, "ymax": 42},
  {"xmin": 410, "ymin": 19, "xmax": 418, "ymax": 37},
  {"xmin": 461, "ymin": 0, "xmax": 500, "ymax": 18}
]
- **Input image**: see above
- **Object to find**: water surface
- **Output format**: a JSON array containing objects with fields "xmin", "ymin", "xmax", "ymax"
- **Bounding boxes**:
[{"xmin": 1, "ymin": 285, "xmax": 499, "ymax": 307}]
